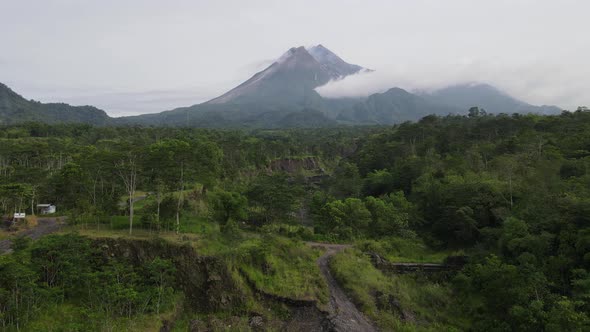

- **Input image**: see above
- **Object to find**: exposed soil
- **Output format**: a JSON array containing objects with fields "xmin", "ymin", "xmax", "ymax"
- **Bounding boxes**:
[
  {"xmin": 308, "ymin": 242, "xmax": 377, "ymax": 332},
  {"xmin": 0, "ymin": 217, "xmax": 63, "ymax": 254}
]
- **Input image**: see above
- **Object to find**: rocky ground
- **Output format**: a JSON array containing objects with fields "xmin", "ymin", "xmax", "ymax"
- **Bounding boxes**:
[{"xmin": 0, "ymin": 217, "xmax": 63, "ymax": 254}]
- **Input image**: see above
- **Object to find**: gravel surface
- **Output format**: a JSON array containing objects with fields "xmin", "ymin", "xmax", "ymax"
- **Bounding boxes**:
[{"xmin": 0, "ymin": 217, "xmax": 63, "ymax": 254}]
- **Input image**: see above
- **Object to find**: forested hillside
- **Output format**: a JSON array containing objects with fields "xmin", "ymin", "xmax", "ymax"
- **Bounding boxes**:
[
  {"xmin": 1, "ymin": 108, "xmax": 590, "ymax": 331},
  {"xmin": 0, "ymin": 83, "xmax": 111, "ymax": 126},
  {"xmin": 1, "ymin": 78, "xmax": 561, "ymax": 128}
]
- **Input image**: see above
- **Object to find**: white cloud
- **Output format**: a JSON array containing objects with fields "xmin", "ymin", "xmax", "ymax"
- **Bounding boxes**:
[{"xmin": 316, "ymin": 59, "xmax": 589, "ymax": 110}]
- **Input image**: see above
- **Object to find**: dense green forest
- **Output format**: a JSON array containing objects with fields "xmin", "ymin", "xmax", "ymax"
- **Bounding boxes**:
[{"xmin": 1, "ymin": 108, "xmax": 590, "ymax": 331}]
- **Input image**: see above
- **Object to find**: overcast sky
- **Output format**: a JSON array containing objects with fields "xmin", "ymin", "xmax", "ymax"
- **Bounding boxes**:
[{"xmin": 1, "ymin": 0, "xmax": 588, "ymax": 116}]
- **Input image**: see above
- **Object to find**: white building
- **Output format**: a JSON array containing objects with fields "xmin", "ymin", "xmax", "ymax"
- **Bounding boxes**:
[{"xmin": 37, "ymin": 204, "xmax": 56, "ymax": 214}]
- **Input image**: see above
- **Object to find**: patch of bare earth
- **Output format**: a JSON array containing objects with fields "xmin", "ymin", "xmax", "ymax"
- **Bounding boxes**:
[{"xmin": 0, "ymin": 217, "xmax": 64, "ymax": 254}]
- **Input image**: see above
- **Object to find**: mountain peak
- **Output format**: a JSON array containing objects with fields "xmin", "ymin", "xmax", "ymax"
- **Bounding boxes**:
[
  {"xmin": 207, "ymin": 44, "xmax": 366, "ymax": 105},
  {"xmin": 0, "ymin": 82, "xmax": 26, "ymax": 102},
  {"xmin": 277, "ymin": 46, "xmax": 308, "ymax": 62},
  {"xmin": 309, "ymin": 44, "xmax": 328, "ymax": 52},
  {"xmin": 271, "ymin": 46, "xmax": 320, "ymax": 71},
  {"xmin": 307, "ymin": 44, "xmax": 365, "ymax": 77}
]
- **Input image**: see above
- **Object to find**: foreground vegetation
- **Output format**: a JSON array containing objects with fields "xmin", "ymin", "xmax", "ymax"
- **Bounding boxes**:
[
  {"xmin": 2, "ymin": 108, "xmax": 590, "ymax": 330},
  {"xmin": 1, "ymin": 234, "xmax": 179, "ymax": 331},
  {"xmin": 330, "ymin": 248, "xmax": 467, "ymax": 331}
]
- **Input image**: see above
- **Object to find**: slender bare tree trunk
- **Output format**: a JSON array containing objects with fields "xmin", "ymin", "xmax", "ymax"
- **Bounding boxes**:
[
  {"xmin": 30, "ymin": 187, "xmax": 35, "ymax": 216},
  {"xmin": 129, "ymin": 192, "xmax": 134, "ymax": 235},
  {"xmin": 115, "ymin": 154, "xmax": 138, "ymax": 235}
]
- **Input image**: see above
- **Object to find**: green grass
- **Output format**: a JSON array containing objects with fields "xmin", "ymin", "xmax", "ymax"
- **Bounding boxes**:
[
  {"xmin": 65, "ymin": 214, "xmax": 329, "ymax": 305},
  {"xmin": 65, "ymin": 214, "xmax": 222, "ymax": 253},
  {"xmin": 233, "ymin": 236, "xmax": 328, "ymax": 304},
  {"xmin": 179, "ymin": 215, "xmax": 219, "ymax": 235},
  {"xmin": 330, "ymin": 248, "xmax": 469, "ymax": 331},
  {"xmin": 109, "ymin": 215, "xmax": 131, "ymax": 230},
  {"xmin": 355, "ymin": 237, "xmax": 461, "ymax": 263}
]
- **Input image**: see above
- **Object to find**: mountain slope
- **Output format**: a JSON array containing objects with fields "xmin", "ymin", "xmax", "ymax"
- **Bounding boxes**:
[
  {"xmin": 207, "ymin": 46, "xmax": 335, "ymax": 106},
  {"xmin": 421, "ymin": 83, "xmax": 561, "ymax": 115},
  {"xmin": 0, "ymin": 83, "xmax": 111, "ymax": 125},
  {"xmin": 122, "ymin": 45, "xmax": 368, "ymax": 127},
  {"xmin": 340, "ymin": 88, "xmax": 461, "ymax": 124}
]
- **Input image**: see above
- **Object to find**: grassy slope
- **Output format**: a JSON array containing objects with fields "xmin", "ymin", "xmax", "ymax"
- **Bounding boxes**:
[
  {"xmin": 64, "ymin": 215, "xmax": 328, "ymax": 305},
  {"xmin": 235, "ymin": 236, "xmax": 329, "ymax": 304},
  {"xmin": 330, "ymin": 248, "xmax": 469, "ymax": 331},
  {"xmin": 356, "ymin": 237, "xmax": 462, "ymax": 263},
  {"xmin": 19, "ymin": 217, "xmax": 466, "ymax": 331}
]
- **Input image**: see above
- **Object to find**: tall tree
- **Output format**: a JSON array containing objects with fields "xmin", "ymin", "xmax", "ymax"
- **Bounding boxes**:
[{"xmin": 115, "ymin": 152, "xmax": 139, "ymax": 235}]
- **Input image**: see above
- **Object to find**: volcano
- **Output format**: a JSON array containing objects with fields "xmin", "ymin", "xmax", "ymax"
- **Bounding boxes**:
[{"xmin": 206, "ymin": 45, "xmax": 366, "ymax": 106}]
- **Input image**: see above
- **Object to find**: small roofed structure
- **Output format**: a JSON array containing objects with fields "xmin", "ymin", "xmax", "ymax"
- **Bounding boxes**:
[{"xmin": 37, "ymin": 204, "xmax": 56, "ymax": 215}]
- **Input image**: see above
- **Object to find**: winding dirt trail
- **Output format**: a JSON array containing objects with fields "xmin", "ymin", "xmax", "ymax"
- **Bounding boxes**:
[
  {"xmin": 0, "ymin": 217, "xmax": 63, "ymax": 254},
  {"xmin": 307, "ymin": 242, "xmax": 377, "ymax": 332}
]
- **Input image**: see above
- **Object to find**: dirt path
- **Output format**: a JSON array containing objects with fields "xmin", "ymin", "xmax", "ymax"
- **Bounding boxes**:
[
  {"xmin": 0, "ymin": 217, "xmax": 63, "ymax": 254},
  {"xmin": 118, "ymin": 195, "xmax": 148, "ymax": 209},
  {"xmin": 307, "ymin": 242, "xmax": 377, "ymax": 332}
]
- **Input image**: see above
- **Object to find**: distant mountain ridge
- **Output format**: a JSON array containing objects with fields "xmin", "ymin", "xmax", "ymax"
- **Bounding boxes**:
[
  {"xmin": 0, "ymin": 45, "xmax": 563, "ymax": 127},
  {"xmin": 0, "ymin": 83, "xmax": 111, "ymax": 126},
  {"xmin": 420, "ymin": 83, "xmax": 562, "ymax": 115},
  {"xmin": 342, "ymin": 88, "xmax": 462, "ymax": 124}
]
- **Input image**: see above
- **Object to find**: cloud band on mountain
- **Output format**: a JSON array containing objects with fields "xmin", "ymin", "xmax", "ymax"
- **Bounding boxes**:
[{"xmin": 315, "ymin": 60, "xmax": 589, "ymax": 110}]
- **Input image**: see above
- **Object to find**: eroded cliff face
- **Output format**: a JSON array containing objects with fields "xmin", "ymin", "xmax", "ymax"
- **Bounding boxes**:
[
  {"xmin": 93, "ymin": 238, "xmax": 333, "ymax": 331},
  {"xmin": 95, "ymin": 238, "xmax": 243, "ymax": 312}
]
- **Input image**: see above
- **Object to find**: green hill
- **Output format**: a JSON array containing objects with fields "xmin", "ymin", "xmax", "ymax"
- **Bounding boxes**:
[{"xmin": 0, "ymin": 83, "xmax": 111, "ymax": 125}]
